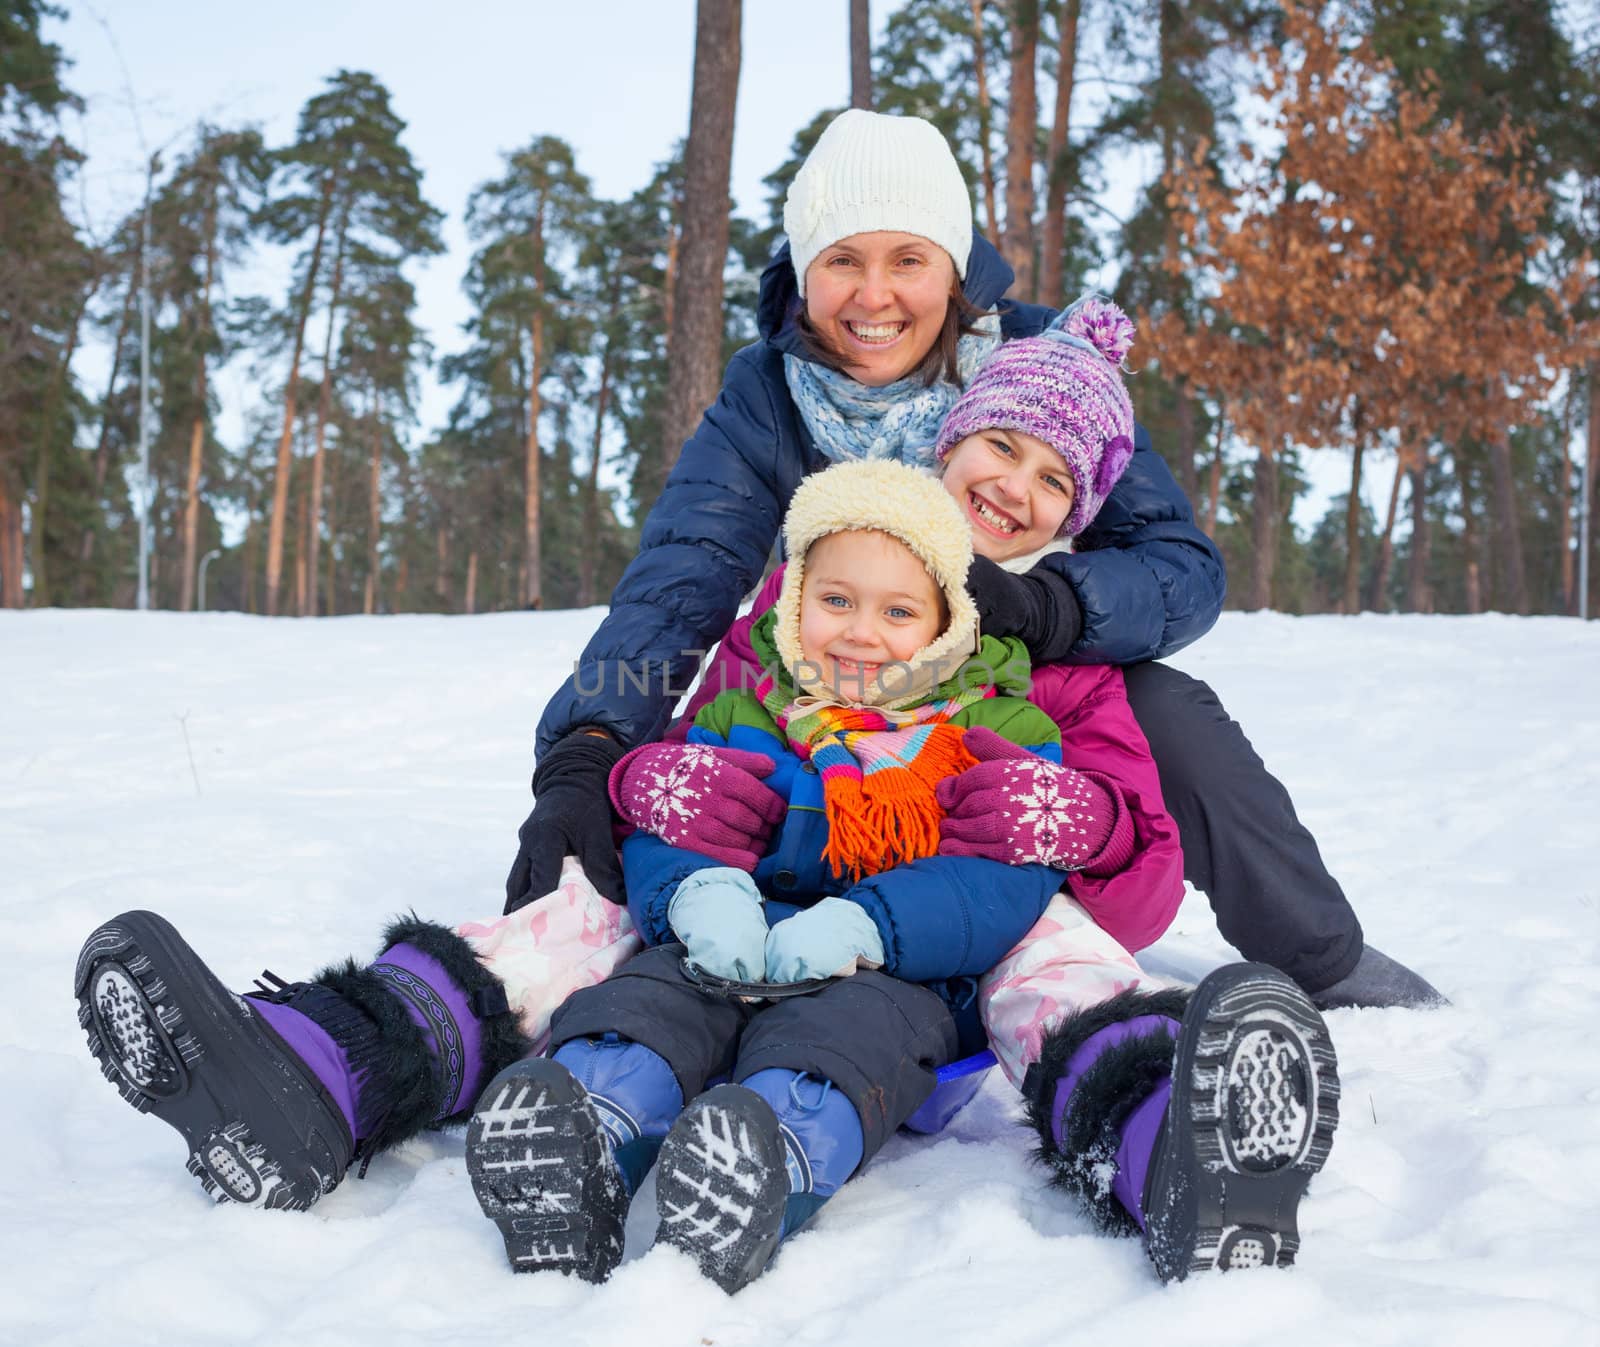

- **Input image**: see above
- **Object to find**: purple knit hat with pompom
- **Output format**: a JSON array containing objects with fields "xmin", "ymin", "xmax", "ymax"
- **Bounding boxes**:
[{"xmin": 932, "ymin": 295, "xmax": 1136, "ymax": 538}]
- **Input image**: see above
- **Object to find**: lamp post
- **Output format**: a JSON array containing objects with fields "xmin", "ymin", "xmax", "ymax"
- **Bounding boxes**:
[{"xmin": 196, "ymin": 548, "xmax": 222, "ymax": 613}]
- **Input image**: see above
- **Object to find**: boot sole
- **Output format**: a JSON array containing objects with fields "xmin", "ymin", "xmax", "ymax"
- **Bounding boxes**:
[
  {"xmin": 1144, "ymin": 962, "xmax": 1340, "ymax": 1282},
  {"xmin": 73, "ymin": 910, "xmax": 352, "ymax": 1211},
  {"xmin": 465, "ymin": 1058, "xmax": 628, "ymax": 1281},
  {"xmin": 654, "ymin": 1085, "xmax": 789, "ymax": 1294}
]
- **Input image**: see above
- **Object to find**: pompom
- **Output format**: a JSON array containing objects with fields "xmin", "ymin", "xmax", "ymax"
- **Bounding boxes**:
[
  {"xmin": 1094, "ymin": 435, "xmax": 1135, "ymax": 497},
  {"xmin": 1060, "ymin": 296, "xmax": 1136, "ymax": 367}
]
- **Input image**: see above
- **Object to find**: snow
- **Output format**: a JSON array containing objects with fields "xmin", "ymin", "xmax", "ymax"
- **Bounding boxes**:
[{"xmin": 3, "ymin": 608, "xmax": 1598, "ymax": 1346}]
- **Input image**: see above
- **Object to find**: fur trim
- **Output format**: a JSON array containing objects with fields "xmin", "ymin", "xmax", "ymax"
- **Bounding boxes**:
[
  {"xmin": 378, "ymin": 915, "xmax": 532, "ymax": 1107},
  {"xmin": 1021, "ymin": 987, "xmax": 1190, "ymax": 1234},
  {"xmin": 774, "ymin": 461, "xmax": 980, "ymax": 705},
  {"xmin": 308, "ymin": 959, "xmax": 440, "ymax": 1159}
]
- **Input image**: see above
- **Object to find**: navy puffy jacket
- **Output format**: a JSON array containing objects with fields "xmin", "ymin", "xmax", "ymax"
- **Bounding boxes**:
[{"xmin": 536, "ymin": 236, "xmax": 1226, "ymax": 756}]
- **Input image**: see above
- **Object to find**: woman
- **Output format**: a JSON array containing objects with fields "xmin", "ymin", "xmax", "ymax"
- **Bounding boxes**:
[{"xmin": 508, "ymin": 108, "xmax": 1439, "ymax": 1011}]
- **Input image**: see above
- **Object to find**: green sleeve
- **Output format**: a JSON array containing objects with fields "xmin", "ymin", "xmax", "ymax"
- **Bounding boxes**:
[{"xmin": 953, "ymin": 696, "xmax": 1061, "ymax": 753}]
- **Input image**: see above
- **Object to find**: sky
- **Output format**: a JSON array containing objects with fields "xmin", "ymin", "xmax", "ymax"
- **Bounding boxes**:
[
  {"xmin": 44, "ymin": 0, "xmax": 1379, "ymax": 534},
  {"xmin": 48, "ymin": 1, "xmax": 923, "ymax": 447}
]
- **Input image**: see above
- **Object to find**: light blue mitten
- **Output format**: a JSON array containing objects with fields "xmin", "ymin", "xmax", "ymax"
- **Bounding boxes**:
[
  {"xmin": 667, "ymin": 867, "xmax": 769, "ymax": 981},
  {"xmin": 764, "ymin": 897, "xmax": 887, "ymax": 983}
]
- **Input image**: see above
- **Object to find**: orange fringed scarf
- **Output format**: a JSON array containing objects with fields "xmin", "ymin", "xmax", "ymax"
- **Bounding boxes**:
[{"xmin": 758, "ymin": 687, "xmax": 988, "ymax": 882}]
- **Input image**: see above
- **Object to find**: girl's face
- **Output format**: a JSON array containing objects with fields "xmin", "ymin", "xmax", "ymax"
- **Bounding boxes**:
[
  {"xmin": 797, "ymin": 530, "xmax": 946, "ymax": 696},
  {"xmin": 803, "ymin": 232, "xmax": 958, "ymax": 387},
  {"xmin": 940, "ymin": 429, "xmax": 1076, "ymax": 562}
]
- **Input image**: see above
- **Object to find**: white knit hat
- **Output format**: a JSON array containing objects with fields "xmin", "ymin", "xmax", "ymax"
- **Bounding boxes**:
[
  {"xmin": 783, "ymin": 109, "xmax": 973, "ymax": 298},
  {"xmin": 773, "ymin": 460, "xmax": 980, "ymax": 705}
]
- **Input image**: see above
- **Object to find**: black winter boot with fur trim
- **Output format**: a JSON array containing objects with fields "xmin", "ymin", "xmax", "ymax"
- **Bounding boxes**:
[
  {"xmin": 75, "ymin": 910, "xmax": 528, "ymax": 1211},
  {"xmin": 1023, "ymin": 965, "xmax": 1340, "ymax": 1281}
]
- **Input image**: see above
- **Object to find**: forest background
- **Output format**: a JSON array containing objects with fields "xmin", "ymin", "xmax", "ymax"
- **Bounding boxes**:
[{"xmin": 3, "ymin": 0, "xmax": 1597, "ymax": 621}]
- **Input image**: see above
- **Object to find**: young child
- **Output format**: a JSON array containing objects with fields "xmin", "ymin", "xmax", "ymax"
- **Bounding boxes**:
[{"xmin": 464, "ymin": 457, "xmax": 1132, "ymax": 1293}]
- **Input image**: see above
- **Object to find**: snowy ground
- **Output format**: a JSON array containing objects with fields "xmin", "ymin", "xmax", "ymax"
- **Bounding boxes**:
[{"xmin": 2, "ymin": 608, "xmax": 1597, "ymax": 1347}]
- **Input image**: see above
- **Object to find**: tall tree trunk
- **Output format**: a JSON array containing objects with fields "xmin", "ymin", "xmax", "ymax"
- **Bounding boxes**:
[
  {"xmin": 0, "ymin": 466, "xmax": 23, "ymax": 608},
  {"xmin": 969, "ymin": 0, "xmax": 1001, "ymax": 238},
  {"xmin": 1342, "ymin": 400, "xmax": 1366, "ymax": 613},
  {"xmin": 465, "ymin": 550, "xmax": 479, "ymax": 616},
  {"xmin": 31, "ymin": 285, "xmax": 95, "ymax": 607},
  {"xmin": 1488, "ymin": 432, "xmax": 1528, "ymax": 614},
  {"xmin": 849, "ymin": 0, "xmax": 872, "ymax": 109},
  {"xmin": 579, "ymin": 327, "xmax": 616, "ymax": 608},
  {"xmin": 178, "ymin": 417, "xmax": 206, "ymax": 613},
  {"xmin": 306, "ymin": 206, "xmax": 350, "ymax": 617},
  {"xmin": 1558, "ymin": 377, "xmax": 1577, "ymax": 614},
  {"xmin": 79, "ymin": 280, "xmax": 136, "ymax": 586},
  {"xmin": 660, "ymin": 0, "xmax": 741, "ymax": 490},
  {"xmin": 179, "ymin": 184, "xmax": 219, "ymax": 613},
  {"xmin": 1368, "ymin": 447, "xmax": 1407, "ymax": 611},
  {"xmin": 265, "ymin": 171, "xmax": 334, "ymax": 616},
  {"xmin": 435, "ymin": 525, "xmax": 449, "ymax": 605},
  {"xmin": 1002, "ymin": 0, "xmax": 1039, "ymax": 301},
  {"xmin": 294, "ymin": 451, "xmax": 311, "ymax": 617},
  {"xmin": 324, "ymin": 435, "xmax": 343, "ymax": 614},
  {"xmin": 364, "ymin": 389, "xmax": 383, "ymax": 616},
  {"xmin": 1036, "ymin": 0, "xmax": 1079, "ymax": 307},
  {"xmin": 524, "ymin": 199, "xmax": 547, "ymax": 610},
  {"xmin": 1248, "ymin": 440, "xmax": 1278, "ymax": 610},
  {"xmin": 1406, "ymin": 454, "xmax": 1431, "ymax": 613}
]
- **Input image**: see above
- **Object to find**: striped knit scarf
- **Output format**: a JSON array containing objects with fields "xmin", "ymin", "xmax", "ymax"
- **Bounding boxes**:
[
  {"xmin": 782, "ymin": 315, "xmax": 1001, "ymax": 468},
  {"xmin": 759, "ymin": 678, "xmax": 988, "ymax": 881},
  {"xmin": 749, "ymin": 610, "xmax": 1034, "ymax": 880}
]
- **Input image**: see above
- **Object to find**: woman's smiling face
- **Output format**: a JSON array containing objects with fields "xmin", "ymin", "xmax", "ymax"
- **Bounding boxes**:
[
  {"xmin": 939, "ymin": 429, "xmax": 1077, "ymax": 562},
  {"xmin": 803, "ymin": 232, "xmax": 958, "ymax": 387}
]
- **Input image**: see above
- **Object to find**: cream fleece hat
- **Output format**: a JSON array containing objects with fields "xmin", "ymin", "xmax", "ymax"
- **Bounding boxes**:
[
  {"xmin": 773, "ymin": 460, "xmax": 980, "ymax": 702},
  {"xmin": 783, "ymin": 109, "xmax": 973, "ymax": 298}
]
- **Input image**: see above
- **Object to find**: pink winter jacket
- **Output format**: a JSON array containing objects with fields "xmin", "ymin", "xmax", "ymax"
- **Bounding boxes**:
[{"xmin": 666, "ymin": 570, "xmax": 1184, "ymax": 953}]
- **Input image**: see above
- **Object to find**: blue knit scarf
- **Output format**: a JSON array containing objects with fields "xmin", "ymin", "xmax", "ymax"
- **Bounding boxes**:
[{"xmin": 783, "ymin": 316, "xmax": 1000, "ymax": 468}]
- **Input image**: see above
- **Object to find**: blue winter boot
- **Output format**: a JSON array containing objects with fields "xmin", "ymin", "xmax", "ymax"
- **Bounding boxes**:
[
  {"xmin": 466, "ymin": 1036, "xmax": 681, "ymax": 1281},
  {"xmin": 654, "ymin": 1069, "xmax": 863, "ymax": 1294}
]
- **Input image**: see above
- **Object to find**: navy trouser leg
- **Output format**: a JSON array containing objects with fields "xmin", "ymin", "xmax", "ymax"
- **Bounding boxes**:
[
  {"xmin": 546, "ymin": 944, "xmax": 749, "ymax": 1100},
  {"xmin": 734, "ymin": 971, "xmax": 958, "ymax": 1162},
  {"xmin": 549, "ymin": 948, "xmax": 959, "ymax": 1161},
  {"xmin": 1122, "ymin": 662, "xmax": 1363, "ymax": 993}
]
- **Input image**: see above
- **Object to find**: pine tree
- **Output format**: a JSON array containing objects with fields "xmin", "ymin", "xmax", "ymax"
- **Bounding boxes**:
[
  {"xmin": 257, "ymin": 71, "xmax": 441, "ymax": 616},
  {"xmin": 148, "ymin": 126, "xmax": 268, "ymax": 611},
  {"xmin": 462, "ymin": 136, "xmax": 594, "ymax": 609},
  {"xmin": 0, "ymin": 0, "xmax": 89, "ymax": 608},
  {"xmin": 1001, "ymin": 0, "xmax": 1039, "ymax": 299},
  {"xmin": 658, "ymin": 0, "xmax": 742, "ymax": 500},
  {"xmin": 335, "ymin": 245, "xmax": 426, "ymax": 614}
]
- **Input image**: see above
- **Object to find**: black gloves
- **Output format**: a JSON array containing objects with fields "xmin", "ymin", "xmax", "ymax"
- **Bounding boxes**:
[
  {"xmin": 504, "ymin": 730, "xmax": 629, "ymax": 914},
  {"xmin": 965, "ymin": 555, "xmax": 1085, "ymax": 664}
]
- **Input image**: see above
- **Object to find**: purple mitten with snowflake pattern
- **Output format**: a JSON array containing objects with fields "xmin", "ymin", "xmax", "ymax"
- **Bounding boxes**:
[
  {"xmin": 935, "ymin": 726, "xmax": 1133, "ymax": 874},
  {"xmin": 609, "ymin": 742, "xmax": 786, "ymax": 872}
]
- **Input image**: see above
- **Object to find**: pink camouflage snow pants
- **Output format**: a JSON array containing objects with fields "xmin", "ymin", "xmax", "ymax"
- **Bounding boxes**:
[{"xmin": 456, "ymin": 861, "xmax": 1163, "ymax": 1090}]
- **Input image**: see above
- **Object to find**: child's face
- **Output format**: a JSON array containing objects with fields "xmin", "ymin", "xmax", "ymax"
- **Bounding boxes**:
[
  {"xmin": 940, "ymin": 429, "xmax": 1076, "ymax": 562},
  {"xmin": 798, "ymin": 530, "xmax": 946, "ymax": 695}
]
